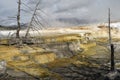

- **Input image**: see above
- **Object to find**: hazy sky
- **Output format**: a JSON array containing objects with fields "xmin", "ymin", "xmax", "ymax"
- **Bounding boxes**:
[{"xmin": 0, "ymin": 0, "xmax": 120, "ymax": 27}]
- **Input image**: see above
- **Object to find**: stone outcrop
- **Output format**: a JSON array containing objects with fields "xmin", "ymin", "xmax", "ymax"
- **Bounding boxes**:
[{"xmin": 0, "ymin": 60, "xmax": 6, "ymax": 75}]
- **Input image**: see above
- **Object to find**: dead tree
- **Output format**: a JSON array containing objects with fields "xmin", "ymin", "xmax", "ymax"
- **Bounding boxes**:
[
  {"xmin": 25, "ymin": 0, "xmax": 41, "ymax": 38},
  {"xmin": 16, "ymin": 0, "xmax": 21, "ymax": 38},
  {"xmin": 108, "ymin": 8, "xmax": 115, "ymax": 71}
]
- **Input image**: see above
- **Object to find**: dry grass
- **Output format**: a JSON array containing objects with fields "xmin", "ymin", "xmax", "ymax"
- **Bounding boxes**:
[
  {"xmin": 8, "ymin": 60, "xmax": 51, "ymax": 77},
  {"xmin": 0, "ymin": 39, "xmax": 9, "ymax": 44},
  {"xmin": 96, "ymin": 38, "xmax": 108, "ymax": 43},
  {"xmin": 47, "ymin": 58, "xmax": 76, "ymax": 69},
  {"xmin": 0, "ymin": 45, "xmax": 20, "ymax": 61},
  {"xmin": 80, "ymin": 42, "xmax": 96, "ymax": 51},
  {"xmin": 0, "ymin": 45, "xmax": 56, "ymax": 77},
  {"xmin": 41, "ymin": 33, "xmax": 81, "ymax": 43},
  {"xmin": 33, "ymin": 53, "xmax": 56, "ymax": 64}
]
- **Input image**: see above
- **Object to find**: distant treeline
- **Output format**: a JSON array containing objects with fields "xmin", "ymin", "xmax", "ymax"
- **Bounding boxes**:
[{"xmin": 0, "ymin": 24, "xmax": 27, "ymax": 30}]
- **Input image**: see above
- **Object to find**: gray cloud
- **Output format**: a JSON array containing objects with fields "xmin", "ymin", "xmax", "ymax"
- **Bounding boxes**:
[
  {"xmin": 0, "ymin": 0, "xmax": 17, "ymax": 16},
  {"xmin": 57, "ymin": 17, "xmax": 91, "ymax": 25},
  {"xmin": 0, "ymin": 0, "xmax": 120, "ymax": 27}
]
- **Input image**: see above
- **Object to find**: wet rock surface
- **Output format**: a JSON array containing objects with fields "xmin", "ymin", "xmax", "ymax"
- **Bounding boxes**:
[
  {"xmin": 48, "ymin": 61, "xmax": 109, "ymax": 80},
  {"xmin": 1, "ymin": 63, "xmax": 120, "ymax": 80},
  {"xmin": 0, "ymin": 75, "xmax": 39, "ymax": 80},
  {"xmin": 0, "ymin": 61, "xmax": 120, "ymax": 80},
  {"xmin": 39, "ymin": 41, "xmax": 82, "ymax": 58}
]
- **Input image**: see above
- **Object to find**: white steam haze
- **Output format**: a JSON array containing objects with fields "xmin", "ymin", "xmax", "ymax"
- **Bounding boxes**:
[{"xmin": 0, "ymin": 0, "xmax": 120, "ymax": 27}]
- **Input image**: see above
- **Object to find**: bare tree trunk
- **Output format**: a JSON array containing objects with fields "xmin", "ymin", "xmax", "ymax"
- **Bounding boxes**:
[
  {"xmin": 16, "ymin": 0, "xmax": 21, "ymax": 38},
  {"xmin": 108, "ymin": 8, "xmax": 115, "ymax": 71},
  {"xmin": 108, "ymin": 8, "xmax": 112, "ymax": 45}
]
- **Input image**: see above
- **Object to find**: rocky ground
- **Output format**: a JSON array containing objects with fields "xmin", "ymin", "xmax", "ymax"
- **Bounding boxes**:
[
  {"xmin": 43, "ymin": 42, "xmax": 120, "ymax": 80},
  {"xmin": 0, "ymin": 39, "xmax": 120, "ymax": 80}
]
